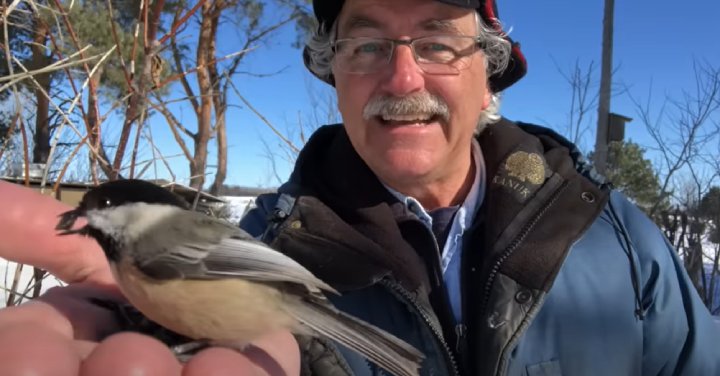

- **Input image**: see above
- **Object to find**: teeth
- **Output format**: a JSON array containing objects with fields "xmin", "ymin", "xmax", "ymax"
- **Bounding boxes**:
[{"xmin": 381, "ymin": 114, "xmax": 433, "ymax": 122}]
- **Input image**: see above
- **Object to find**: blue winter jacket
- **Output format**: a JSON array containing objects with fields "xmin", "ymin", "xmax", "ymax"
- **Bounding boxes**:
[{"xmin": 239, "ymin": 120, "xmax": 720, "ymax": 376}]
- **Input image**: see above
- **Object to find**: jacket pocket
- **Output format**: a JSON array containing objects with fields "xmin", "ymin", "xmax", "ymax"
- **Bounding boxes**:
[{"xmin": 526, "ymin": 359, "xmax": 562, "ymax": 376}]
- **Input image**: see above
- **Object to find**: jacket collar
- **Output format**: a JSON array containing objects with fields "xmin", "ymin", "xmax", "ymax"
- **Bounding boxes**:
[{"xmin": 275, "ymin": 119, "xmax": 608, "ymax": 293}]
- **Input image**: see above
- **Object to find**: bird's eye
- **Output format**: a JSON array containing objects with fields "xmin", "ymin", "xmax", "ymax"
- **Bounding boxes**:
[{"xmin": 100, "ymin": 197, "xmax": 112, "ymax": 208}]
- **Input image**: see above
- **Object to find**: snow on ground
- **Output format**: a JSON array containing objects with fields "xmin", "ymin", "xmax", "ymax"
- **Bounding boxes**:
[
  {"xmin": 0, "ymin": 258, "xmax": 64, "ymax": 308},
  {"xmin": 221, "ymin": 196, "xmax": 258, "ymax": 225}
]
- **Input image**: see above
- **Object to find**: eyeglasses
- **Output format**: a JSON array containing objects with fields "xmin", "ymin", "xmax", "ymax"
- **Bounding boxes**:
[{"xmin": 331, "ymin": 35, "xmax": 484, "ymax": 75}]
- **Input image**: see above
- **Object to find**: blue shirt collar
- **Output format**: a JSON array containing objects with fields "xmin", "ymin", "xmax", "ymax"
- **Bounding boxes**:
[{"xmin": 383, "ymin": 138, "xmax": 486, "ymax": 246}]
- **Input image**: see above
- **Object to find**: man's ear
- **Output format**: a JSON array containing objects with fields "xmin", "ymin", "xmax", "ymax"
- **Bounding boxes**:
[{"xmin": 482, "ymin": 87, "xmax": 492, "ymax": 109}]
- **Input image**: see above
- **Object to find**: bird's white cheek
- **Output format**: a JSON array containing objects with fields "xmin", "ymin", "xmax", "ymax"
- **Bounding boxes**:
[{"xmin": 86, "ymin": 210, "xmax": 125, "ymax": 241}]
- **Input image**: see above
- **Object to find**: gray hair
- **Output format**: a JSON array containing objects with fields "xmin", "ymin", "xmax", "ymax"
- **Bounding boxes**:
[{"xmin": 304, "ymin": 11, "xmax": 512, "ymax": 131}]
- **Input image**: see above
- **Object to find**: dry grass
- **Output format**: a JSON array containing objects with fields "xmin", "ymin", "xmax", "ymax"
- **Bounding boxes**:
[{"xmin": 1, "ymin": 259, "xmax": 65, "ymax": 307}]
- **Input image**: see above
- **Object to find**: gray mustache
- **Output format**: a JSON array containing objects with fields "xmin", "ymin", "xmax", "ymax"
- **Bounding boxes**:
[{"xmin": 363, "ymin": 92, "xmax": 450, "ymax": 123}]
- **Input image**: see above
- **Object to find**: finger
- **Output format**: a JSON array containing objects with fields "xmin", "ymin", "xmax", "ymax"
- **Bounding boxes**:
[
  {"xmin": 0, "ymin": 285, "xmax": 124, "ymax": 342},
  {"xmin": 0, "ymin": 181, "xmax": 113, "ymax": 284},
  {"xmin": 0, "ymin": 323, "xmax": 81, "ymax": 376},
  {"xmin": 0, "ymin": 300, "xmax": 75, "ymax": 338},
  {"xmin": 182, "ymin": 331, "xmax": 299, "ymax": 376},
  {"xmin": 183, "ymin": 348, "xmax": 259, "ymax": 376},
  {"xmin": 38, "ymin": 285, "xmax": 124, "ymax": 340},
  {"xmin": 0, "ymin": 288, "xmax": 114, "ymax": 357},
  {"xmin": 81, "ymin": 332, "xmax": 182, "ymax": 376},
  {"xmin": 244, "ymin": 331, "xmax": 300, "ymax": 376}
]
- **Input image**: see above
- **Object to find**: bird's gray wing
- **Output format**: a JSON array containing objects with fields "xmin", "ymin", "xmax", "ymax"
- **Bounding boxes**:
[
  {"xmin": 135, "ymin": 212, "xmax": 337, "ymax": 294},
  {"xmin": 200, "ymin": 235, "xmax": 337, "ymax": 294}
]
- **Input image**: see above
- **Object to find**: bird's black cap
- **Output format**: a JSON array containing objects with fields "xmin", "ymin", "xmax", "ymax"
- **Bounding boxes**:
[
  {"xmin": 78, "ymin": 179, "xmax": 190, "ymax": 211},
  {"xmin": 303, "ymin": 0, "xmax": 527, "ymax": 93},
  {"xmin": 55, "ymin": 179, "xmax": 190, "ymax": 234}
]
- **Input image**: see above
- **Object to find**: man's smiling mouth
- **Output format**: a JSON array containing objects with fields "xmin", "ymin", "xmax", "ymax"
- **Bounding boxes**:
[{"xmin": 377, "ymin": 113, "xmax": 442, "ymax": 126}]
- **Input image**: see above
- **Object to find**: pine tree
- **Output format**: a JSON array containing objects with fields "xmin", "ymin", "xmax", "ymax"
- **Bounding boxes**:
[{"xmin": 604, "ymin": 140, "xmax": 666, "ymax": 213}]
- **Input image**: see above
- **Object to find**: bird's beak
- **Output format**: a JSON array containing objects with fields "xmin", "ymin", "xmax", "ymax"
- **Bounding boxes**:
[{"xmin": 55, "ymin": 208, "xmax": 88, "ymax": 236}]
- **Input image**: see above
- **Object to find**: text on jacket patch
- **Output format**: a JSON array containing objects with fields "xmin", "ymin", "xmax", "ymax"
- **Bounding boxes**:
[{"xmin": 492, "ymin": 175, "xmax": 531, "ymax": 199}]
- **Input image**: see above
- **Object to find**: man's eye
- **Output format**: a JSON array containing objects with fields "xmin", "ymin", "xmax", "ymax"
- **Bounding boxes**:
[
  {"xmin": 418, "ymin": 42, "xmax": 454, "ymax": 53},
  {"xmin": 427, "ymin": 43, "xmax": 452, "ymax": 52},
  {"xmin": 356, "ymin": 42, "xmax": 383, "ymax": 54},
  {"xmin": 417, "ymin": 42, "xmax": 457, "ymax": 62}
]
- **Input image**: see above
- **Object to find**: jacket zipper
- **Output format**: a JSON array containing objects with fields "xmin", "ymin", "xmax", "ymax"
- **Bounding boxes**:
[
  {"xmin": 380, "ymin": 278, "xmax": 460, "ymax": 376},
  {"xmin": 479, "ymin": 181, "xmax": 569, "ymax": 324},
  {"xmin": 495, "ymin": 295, "xmax": 547, "ymax": 376},
  {"xmin": 454, "ymin": 323, "xmax": 466, "ymax": 354},
  {"xmin": 424, "ymin": 219, "xmax": 467, "ymax": 361}
]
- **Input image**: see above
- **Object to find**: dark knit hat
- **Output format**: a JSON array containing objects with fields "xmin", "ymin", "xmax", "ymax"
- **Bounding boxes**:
[{"xmin": 303, "ymin": 0, "xmax": 527, "ymax": 92}]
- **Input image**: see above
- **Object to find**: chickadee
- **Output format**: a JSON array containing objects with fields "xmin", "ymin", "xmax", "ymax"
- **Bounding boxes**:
[{"xmin": 55, "ymin": 179, "xmax": 424, "ymax": 376}]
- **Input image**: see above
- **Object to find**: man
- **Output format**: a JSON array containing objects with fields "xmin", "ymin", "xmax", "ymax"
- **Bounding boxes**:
[
  {"xmin": 238, "ymin": 0, "xmax": 720, "ymax": 374},
  {"xmin": 0, "ymin": 0, "xmax": 717, "ymax": 375}
]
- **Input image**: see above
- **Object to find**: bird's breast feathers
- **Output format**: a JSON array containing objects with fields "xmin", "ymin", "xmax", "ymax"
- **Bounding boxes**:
[{"xmin": 112, "ymin": 260, "xmax": 301, "ymax": 342}]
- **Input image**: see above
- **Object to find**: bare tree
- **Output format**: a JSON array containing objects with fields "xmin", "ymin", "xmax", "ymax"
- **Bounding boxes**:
[
  {"xmin": 163, "ymin": 0, "xmax": 310, "ymax": 192},
  {"xmin": 628, "ymin": 60, "xmax": 720, "ymax": 310},
  {"xmin": 1, "ymin": 0, "xmax": 197, "ymax": 305},
  {"xmin": 251, "ymin": 78, "xmax": 339, "ymax": 186},
  {"xmin": 629, "ymin": 60, "xmax": 720, "ymax": 218},
  {"xmin": 1, "ymin": 0, "xmax": 310, "ymax": 305},
  {"xmin": 553, "ymin": 59, "xmax": 598, "ymax": 146}
]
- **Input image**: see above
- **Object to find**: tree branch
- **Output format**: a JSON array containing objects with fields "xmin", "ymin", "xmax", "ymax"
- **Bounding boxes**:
[
  {"xmin": 227, "ymin": 75, "xmax": 299, "ymax": 153},
  {"xmin": 148, "ymin": 97, "xmax": 194, "ymax": 163}
]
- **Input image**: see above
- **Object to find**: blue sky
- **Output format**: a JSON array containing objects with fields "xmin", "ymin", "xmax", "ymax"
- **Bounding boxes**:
[{"xmin": 144, "ymin": 0, "xmax": 720, "ymax": 188}]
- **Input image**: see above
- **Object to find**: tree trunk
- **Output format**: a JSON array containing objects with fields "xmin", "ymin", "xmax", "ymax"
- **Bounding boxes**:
[
  {"xmin": 30, "ymin": 18, "xmax": 51, "ymax": 164},
  {"xmin": 208, "ymin": 5, "xmax": 226, "ymax": 196},
  {"xmin": 29, "ymin": 16, "xmax": 52, "ymax": 299},
  {"xmin": 594, "ymin": 0, "xmax": 614, "ymax": 175},
  {"xmin": 189, "ymin": 0, "xmax": 216, "ymax": 190},
  {"xmin": 210, "ymin": 114, "xmax": 227, "ymax": 195},
  {"xmin": 112, "ymin": 0, "xmax": 165, "ymax": 180},
  {"xmin": 86, "ymin": 66, "xmax": 116, "ymax": 180}
]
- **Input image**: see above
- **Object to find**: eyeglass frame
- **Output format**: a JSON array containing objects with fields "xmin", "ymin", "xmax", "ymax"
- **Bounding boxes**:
[{"xmin": 329, "ymin": 35, "xmax": 487, "ymax": 75}]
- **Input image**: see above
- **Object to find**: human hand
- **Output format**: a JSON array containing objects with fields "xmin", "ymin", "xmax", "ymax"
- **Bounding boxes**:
[
  {"xmin": 0, "ymin": 284, "xmax": 300, "ymax": 375},
  {"xmin": 1, "ymin": 181, "xmax": 112, "ymax": 285},
  {"xmin": 0, "ymin": 182, "xmax": 301, "ymax": 375}
]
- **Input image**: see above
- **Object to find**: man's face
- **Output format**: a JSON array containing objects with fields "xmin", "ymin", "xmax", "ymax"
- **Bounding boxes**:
[{"xmin": 332, "ymin": 0, "xmax": 491, "ymax": 191}]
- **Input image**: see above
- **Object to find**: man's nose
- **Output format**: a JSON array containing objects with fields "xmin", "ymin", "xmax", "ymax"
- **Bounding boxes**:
[{"xmin": 380, "ymin": 44, "xmax": 425, "ymax": 97}]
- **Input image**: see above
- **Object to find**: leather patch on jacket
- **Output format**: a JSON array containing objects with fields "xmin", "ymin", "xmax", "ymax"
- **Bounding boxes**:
[{"xmin": 479, "ymin": 119, "xmax": 610, "ymax": 292}]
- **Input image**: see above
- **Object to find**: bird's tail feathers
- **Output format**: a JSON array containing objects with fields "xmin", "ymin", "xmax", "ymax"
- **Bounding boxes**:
[{"xmin": 287, "ymin": 299, "xmax": 424, "ymax": 376}]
